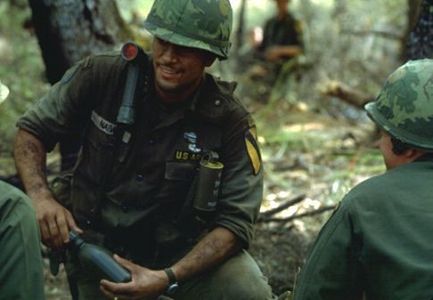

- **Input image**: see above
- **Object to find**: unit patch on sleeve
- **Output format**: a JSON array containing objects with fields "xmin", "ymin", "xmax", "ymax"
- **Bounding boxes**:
[{"xmin": 245, "ymin": 128, "xmax": 261, "ymax": 175}]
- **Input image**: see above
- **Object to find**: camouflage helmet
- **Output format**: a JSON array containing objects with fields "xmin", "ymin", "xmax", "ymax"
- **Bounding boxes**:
[
  {"xmin": 365, "ymin": 59, "xmax": 433, "ymax": 150},
  {"xmin": 143, "ymin": 0, "xmax": 233, "ymax": 60}
]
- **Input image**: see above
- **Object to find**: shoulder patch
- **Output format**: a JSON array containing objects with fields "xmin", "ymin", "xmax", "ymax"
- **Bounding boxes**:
[{"xmin": 245, "ymin": 127, "xmax": 261, "ymax": 175}]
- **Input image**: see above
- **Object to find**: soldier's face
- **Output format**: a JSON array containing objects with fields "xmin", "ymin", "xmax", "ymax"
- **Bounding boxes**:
[
  {"xmin": 276, "ymin": 0, "xmax": 289, "ymax": 12},
  {"xmin": 152, "ymin": 38, "xmax": 214, "ymax": 102}
]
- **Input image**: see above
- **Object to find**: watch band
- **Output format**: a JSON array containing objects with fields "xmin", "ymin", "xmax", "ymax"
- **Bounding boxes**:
[
  {"xmin": 164, "ymin": 268, "xmax": 179, "ymax": 295},
  {"xmin": 164, "ymin": 268, "xmax": 177, "ymax": 285}
]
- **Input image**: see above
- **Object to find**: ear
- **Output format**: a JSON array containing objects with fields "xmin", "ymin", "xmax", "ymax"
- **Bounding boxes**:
[{"xmin": 403, "ymin": 148, "xmax": 426, "ymax": 162}]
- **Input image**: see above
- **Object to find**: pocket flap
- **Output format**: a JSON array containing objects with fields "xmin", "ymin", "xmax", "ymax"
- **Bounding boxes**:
[{"xmin": 165, "ymin": 161, "xmax": 197, "ymax": 181}]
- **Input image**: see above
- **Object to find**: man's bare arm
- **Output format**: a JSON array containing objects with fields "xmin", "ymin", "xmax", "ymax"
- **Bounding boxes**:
[
  {"xmin": 100, "ymin": 227, "xmax": 241, "ymax": 299},
  {"xmin": 14, "ymin": 129, "xmax": 81, "ymax": 248},
  {"xmin": 172, "ymin": 227, "xmax": 241, "ymax": 282},
  {"xmin": 14, "ymin": 129, "xmax": 50, "ymax": 198}
]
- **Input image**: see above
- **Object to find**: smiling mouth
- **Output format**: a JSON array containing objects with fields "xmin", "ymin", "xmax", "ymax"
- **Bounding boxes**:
[{"xmin": 159, "ymin": 65, "xmax": 181, "ymax": 77}]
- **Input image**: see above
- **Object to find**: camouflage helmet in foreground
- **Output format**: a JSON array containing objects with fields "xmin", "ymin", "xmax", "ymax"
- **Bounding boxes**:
[
  {"xmin": 365, "ymin": 59, "xmax": 433, "ymax": 150},
  {"xmin": 143, "ymin": 0, "xmax": 233, "ymax": 60}
]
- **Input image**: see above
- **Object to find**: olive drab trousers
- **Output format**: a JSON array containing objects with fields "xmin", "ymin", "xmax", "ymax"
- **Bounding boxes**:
[
  {"xmin": 0, "ymin": 181, "xmax": 45, "ymax": 300},
  {"xmin": 66, "ymin": 250, "xmax": 273, "ymax": 300}
]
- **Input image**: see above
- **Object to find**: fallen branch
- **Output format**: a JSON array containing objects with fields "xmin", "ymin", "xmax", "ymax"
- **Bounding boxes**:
[
  {"xmin": 321, "ymin": 80, "xmax": 375, "ymax": 109},
  {"xmin": 259, "ymin": 194, "xmax": 306, "ymax": 221},
  {"xmin": 262, "ymin": 205, "xmax": 336, "ymax": 224},
  {"xmin": 341, "ymin": 29, "xmax": 402, "ymax": 40}
]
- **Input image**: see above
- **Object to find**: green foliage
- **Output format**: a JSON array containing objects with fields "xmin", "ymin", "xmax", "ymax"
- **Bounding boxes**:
[
  {"xmin": 294, "ymin": 0, "xmax": 407, "ymax": 101},
  {"xmin": 116, "ymin": 0, "xmax": 153, "ymax": 22},
  {"xmin": 0, "ymin": 2, "xmax": 49, "ymax": 155}
]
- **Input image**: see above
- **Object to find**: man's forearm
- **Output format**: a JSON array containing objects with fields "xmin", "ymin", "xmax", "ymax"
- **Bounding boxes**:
[
  {"xmin": 14, "ymin": 129, "xmax": 81, "ymax": 247},
  {"xmin": 171, "ymin": 227, "xmax": 241, "ymax": 282},
  {"xmin": 14, "ymin": 129, "xmax": 50, "ymax": 197}
]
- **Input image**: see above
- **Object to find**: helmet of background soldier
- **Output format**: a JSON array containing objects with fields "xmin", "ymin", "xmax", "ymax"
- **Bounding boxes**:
[
  {"xmin": 143, "ymin": 0, "xmax": 233, "ymax": 60},
  {"xmin": 365, "ymin": 59, "xmax": 433, "ymax": 150}
]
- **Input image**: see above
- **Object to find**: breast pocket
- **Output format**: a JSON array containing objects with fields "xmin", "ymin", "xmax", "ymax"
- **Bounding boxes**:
[{"xmin": 156, "ymin": 161, "xmax": 197, "ymax": 206}]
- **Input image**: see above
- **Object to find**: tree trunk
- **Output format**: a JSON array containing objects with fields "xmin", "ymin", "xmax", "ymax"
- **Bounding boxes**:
[
  {"xmin": 28, "ymin": 0, "xmax": 133, "ymax": 84},
  {"xmin": 402, "ymin": 0, "xmax": 423, "ymax": 60},
  {"xmin": 234, "ymin": 0, "xmax": 246, "ymax": 56},
  {"xmin": 406, "ymin": 0, "xmax": 433, "ymax": 60},
  {"xmin": 332, "ymin": 0, "xmax": 347, "ymax": 19},
  {"xmin": 321, "ymin": 80, "xmax": 374, "ymax": 109}
]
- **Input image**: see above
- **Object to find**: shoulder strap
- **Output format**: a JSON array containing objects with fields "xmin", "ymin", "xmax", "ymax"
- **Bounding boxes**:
[
  {"xmin": 117, "ymin": 42, "xmax": 149, "ymax": 125},
  {"xmin": 114, "ymin": 44, "xmax": 149, "ymax": 164}
]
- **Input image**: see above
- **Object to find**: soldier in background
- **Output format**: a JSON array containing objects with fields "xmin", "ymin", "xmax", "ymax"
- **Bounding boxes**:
[
  {"xmin": 240, "ymin": 0, "xmax": 304, "ymax": 103},
  {"xmin": 293, "ymin": 59, "xmax": 433, "ymax": 299},
  {"xmin": 13, "ymin": 0, "xmax": 273, "ymax": 299},
  {"xmin": 257, "ymin": 0, "xmax": 303, "ymax": 66},
  {"xmin": 0, "ymin": 180, "xmax": 45, "ymax": 300},
  {"xmin": 249, "ymin": 0, "xmax": 303, "ymax": 80}
]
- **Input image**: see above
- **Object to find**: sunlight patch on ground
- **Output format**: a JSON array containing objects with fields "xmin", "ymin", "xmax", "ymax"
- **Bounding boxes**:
[
  {"xmin": 283, "ymin": 122, "xmax": 325, "ymax": 133},
  {"xmin": 0, "ymin": 81, "xmax": 9, "ymax": 105},
  {"xmin": 310, "ymin": 0, "xmax": 334, "ymax": 8}
]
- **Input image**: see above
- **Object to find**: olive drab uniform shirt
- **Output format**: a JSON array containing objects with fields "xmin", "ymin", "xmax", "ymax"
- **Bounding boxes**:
[
  {"xmin": 293, "ymin": 157, "xmax": 433, "ymax": 300},
  {"xmin": 257, "ymin": 12, "xmax": 303, "ymax": 58},
  {"xmin": 17, "ymin": 51, "xmax": 263, "ymax": 267}
]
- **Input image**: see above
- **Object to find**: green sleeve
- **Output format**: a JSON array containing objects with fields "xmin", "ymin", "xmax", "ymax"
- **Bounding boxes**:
[
  {"xmin": 0, "ymin": 181, "xmax": 45, "ymax": 300},
  {"xmin": 16, "ymin": 57, "xmax": 96, "ymax": 152},
  {"xmin": 293, "ymin": 198, "xmax": 363, "ymax": 300},
  {"xmin": 214, "ymin": 109, "xmax": 263, "ymax": 248}
]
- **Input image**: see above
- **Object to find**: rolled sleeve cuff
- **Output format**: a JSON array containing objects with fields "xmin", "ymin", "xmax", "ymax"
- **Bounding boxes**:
[
  {"xmin": 214, "ymin": 216, "xmax": 254, "ymax": 249},
  {"xmin": 16, "ymin": 119, "xmax": 58, "ymax": 152}
]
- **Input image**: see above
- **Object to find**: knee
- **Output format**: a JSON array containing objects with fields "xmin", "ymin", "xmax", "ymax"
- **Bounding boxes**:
[
  {"xmin": 221, "ymin": 274, "xmax": 273, "ymax": 300},
  {"xmin": 210, "ymin": 251, "xmax": 273, "ymax": 299}
]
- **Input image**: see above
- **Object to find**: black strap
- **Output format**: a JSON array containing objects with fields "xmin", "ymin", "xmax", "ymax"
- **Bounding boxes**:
[
  {"xmin": 114, "ymin": 46, "xmax": 149, "ymax": 162},
  {"xmin": 164, "ymin": 268, "xmax": 177, "ymax": 285},
  {"xmin": 91, "ymin": 47, "xmax": 149, "ymax": 221}
]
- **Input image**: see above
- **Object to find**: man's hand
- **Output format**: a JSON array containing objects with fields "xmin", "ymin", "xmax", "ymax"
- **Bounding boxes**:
[
  {"xmin": 100, "ymin": 255, "xmax": 168, "ymax": 300},
  {"xmin": 32, "ymin": 193, "xmax": 82, "ymax": 249}
]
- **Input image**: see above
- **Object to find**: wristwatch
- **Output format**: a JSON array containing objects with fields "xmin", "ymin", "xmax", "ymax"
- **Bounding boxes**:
[{"xmin": 164, "ymin": 268, "xmax": 179, "ymax": 295}]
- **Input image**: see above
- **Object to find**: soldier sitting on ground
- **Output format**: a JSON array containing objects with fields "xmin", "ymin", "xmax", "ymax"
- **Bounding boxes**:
[
  {"xmin": 249, "ymin": 0, "xmax": 304, "ymax": 81},
  {"xmin": 239, "ymin": 0, "xmax": 304, "ymax": 103},
  {"xmin": 293, "ymin": 59, "xmax": 433, "ymax": 300}
]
